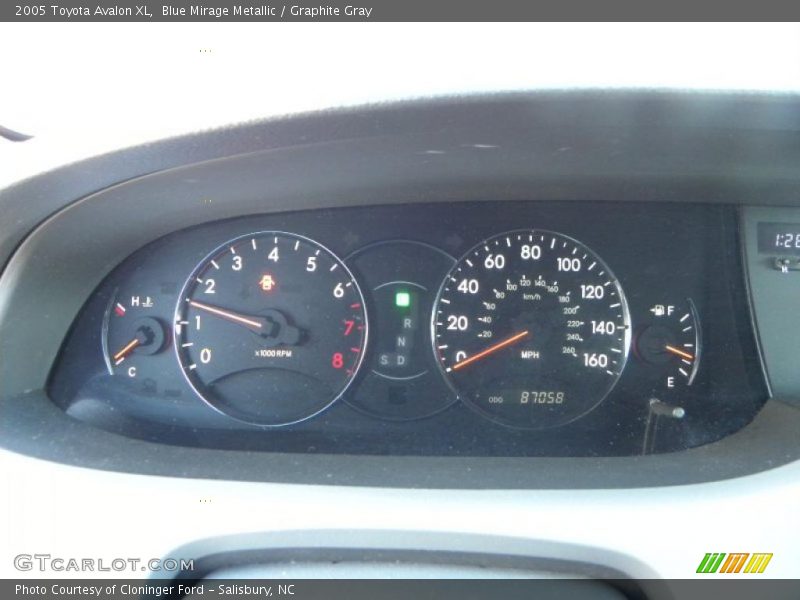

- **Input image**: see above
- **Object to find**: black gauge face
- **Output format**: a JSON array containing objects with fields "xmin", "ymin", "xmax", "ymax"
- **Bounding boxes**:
[
  {"xmin": 345, "ymin": 240, "xmax": 457, "ymax": 421},
  {"xmin": 636, "ymin": 298, "xmax": 701, "ymax": 389},
  {"xmin": 433, "ymin": 230, "xmax": 631, "ymax": 429},
  {"xmin": 174, "ymin": 232, "xmax": 367, "ymax": 426},
  {"xmin": 104, "ymin": 289, "xmax": 168, "ymax": 388}
]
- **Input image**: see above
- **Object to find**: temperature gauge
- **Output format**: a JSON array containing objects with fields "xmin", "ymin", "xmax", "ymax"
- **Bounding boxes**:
[
  {"xmin": 103, "ymin": 291, "xmax": 167, "ymax": 379},
  {"xmin": 636, "ymin": 299, "xmax": 701, "ymax": 389}
]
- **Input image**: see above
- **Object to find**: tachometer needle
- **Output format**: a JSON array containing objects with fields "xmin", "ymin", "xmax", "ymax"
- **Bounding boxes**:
[
  {"xmin": 188, "ymin": 300, "xmax": 263, "ymax": 330},
  {"xmin": 113, "ymin": 338, "xmax": 140, "ymax": 363},
  {"xmin": 664, "ymin": 344, "xmax": 694, "ymax": 361},
  {"xmin": 452, "ymin": 330, "xmax": 530, "ymax": 371}
]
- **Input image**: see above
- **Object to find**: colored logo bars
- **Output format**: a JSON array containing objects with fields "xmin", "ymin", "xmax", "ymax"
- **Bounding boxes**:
[{"xmin": 696, "ymin": 552, "xmax": 773, "ymax": 574}]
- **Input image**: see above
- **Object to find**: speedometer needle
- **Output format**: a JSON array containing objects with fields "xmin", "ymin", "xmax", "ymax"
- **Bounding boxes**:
[
  {"xmin": 452, "ymin": 330, "xmax": 530, "ymax": 371},
  {"xmin": 188, "ymin": 300, "xmax": 263, "ymax": 330}
]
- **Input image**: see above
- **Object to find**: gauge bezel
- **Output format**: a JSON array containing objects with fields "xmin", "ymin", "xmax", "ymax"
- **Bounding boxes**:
[
  {"xmin": 100, "ymin": 287, "xmax": 120, "ymax": 375},
  {"xmin": 173, "ymin": 230, "xmax": 369, "ymax": 427},
  {"xmin": 343, "ymin": 239, "xmax": 458, "ymax": 422},
  {"xmin": 430, "ymin": 228, "xmax": 632, "ymax": 430},
  {"xmin": 685, "ymin": 297, "xmax": 702, "ymax": 385}
]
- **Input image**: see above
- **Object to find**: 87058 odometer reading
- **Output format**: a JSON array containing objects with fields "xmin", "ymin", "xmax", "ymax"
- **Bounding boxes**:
[{"xmin": 433, "ymin": 230, "xmax": 631, "ymax": 429}]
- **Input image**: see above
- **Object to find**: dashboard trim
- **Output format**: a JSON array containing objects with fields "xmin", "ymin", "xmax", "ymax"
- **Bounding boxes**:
[{"xmin": 1, "ymin": 390, "xmax": 798, "ymax": 488}]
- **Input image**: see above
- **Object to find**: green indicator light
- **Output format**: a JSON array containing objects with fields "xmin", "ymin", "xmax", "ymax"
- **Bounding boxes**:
[{"xmin": 395, "ymin": 291, "xmax": 411, "ymax": 307}]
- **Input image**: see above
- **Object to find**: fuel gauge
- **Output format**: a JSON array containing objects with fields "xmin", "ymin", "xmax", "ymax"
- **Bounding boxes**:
[{"xmin": 635, "ymin": 298, "xmax": 701, "ymax": 389}]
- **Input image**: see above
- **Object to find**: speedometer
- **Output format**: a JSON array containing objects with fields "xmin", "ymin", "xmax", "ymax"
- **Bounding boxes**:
[{"xmin": 432, "ymin": 230, "xmax": 631, "ymax": 429}]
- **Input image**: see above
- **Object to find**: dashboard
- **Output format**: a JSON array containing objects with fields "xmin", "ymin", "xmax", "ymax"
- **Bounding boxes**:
[
  {"xmin": 3, "ymin": 90, "xmax": 800, "ymax": 582},
  {"xmin": 3, "ymin": 91, "xmax": 800, "ymax": 487},
  {"xmin": 50, "ymin": 201, "xmax": 766, "ymax": 457}
]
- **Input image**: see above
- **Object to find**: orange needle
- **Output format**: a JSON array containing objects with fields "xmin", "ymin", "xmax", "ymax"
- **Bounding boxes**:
[
  {"xmin": 188, "ymin": 300, "xmax": 263, "ymax": 329},
  {"xmin": 113, "ymin": 338, "xmax": 140, "ymax": 362},
  {"xmin": 664, "ymin": 344, "xmax": 694, "ymax": 361},
  {"xmin": 452, "ymin": 330, "xmax": 530, "ymax": 371}
]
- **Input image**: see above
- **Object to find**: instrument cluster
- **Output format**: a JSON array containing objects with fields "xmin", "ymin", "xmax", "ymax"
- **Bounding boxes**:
[{"xmin": 49, "ymin": 201, "xmax": 768, "ymax": 456}]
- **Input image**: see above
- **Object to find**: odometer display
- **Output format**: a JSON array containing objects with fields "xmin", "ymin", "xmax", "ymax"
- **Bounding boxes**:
[
  {"xmin": 433, "ymin": 230, "xmax": 631, "ymax": 429},
  {"xmin": 175, "ymin": 232, "xmax": 367, "ymax": 426}
]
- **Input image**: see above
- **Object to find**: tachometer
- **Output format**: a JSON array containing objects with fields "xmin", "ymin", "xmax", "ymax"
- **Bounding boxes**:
[
  {"xmin": 174, "ymin": 232, "xmax": 367, "ymax": 426},
  {"xmin": 432, "ymin": 230, "xmax": 631, "ymax": 429}
]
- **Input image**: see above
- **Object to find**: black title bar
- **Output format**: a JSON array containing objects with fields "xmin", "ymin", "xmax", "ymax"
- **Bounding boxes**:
[{"xmin": 5, "ymin": 0, "xmax": 800, "ymax": 21}]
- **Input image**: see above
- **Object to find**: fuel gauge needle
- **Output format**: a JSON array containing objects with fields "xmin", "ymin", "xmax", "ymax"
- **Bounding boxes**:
[
  {"xmin": 664, "ymin": 344, "xmax": 694, "ymax": 361},
  {"xmin": 113, "ymin": 338, "xmax": 141, "ymax": 364},
  {"xmin": 452, "ymin": 330, "xmax": 530, "ymax": 371}
]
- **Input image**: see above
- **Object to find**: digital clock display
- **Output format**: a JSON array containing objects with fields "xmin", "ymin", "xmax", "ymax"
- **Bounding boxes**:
[{"xmin": 758, "ymin": 222, "xmax": 800, "ymax": 256}]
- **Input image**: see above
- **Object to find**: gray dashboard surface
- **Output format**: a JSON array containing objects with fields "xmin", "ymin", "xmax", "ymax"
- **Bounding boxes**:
[
  {"xmin": 5, "ymin": 90, "xmax": 800, "ymax": 272},
  {"xmin": 2, "ymin": 91, "xmax": 800, "ymax": 488}
]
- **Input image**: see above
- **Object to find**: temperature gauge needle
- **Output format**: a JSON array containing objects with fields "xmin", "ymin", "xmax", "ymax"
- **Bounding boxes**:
[
  {"xmin": 113, "ymin": 338, "xmax": 141, "ymax": 363},
  {"xmin": 452, "ymin": 330, "xmax": 530, "ymax": 371},
  {"xmin": 664, "ymin": 344, "xmax": 694, "ymax": 361}
]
